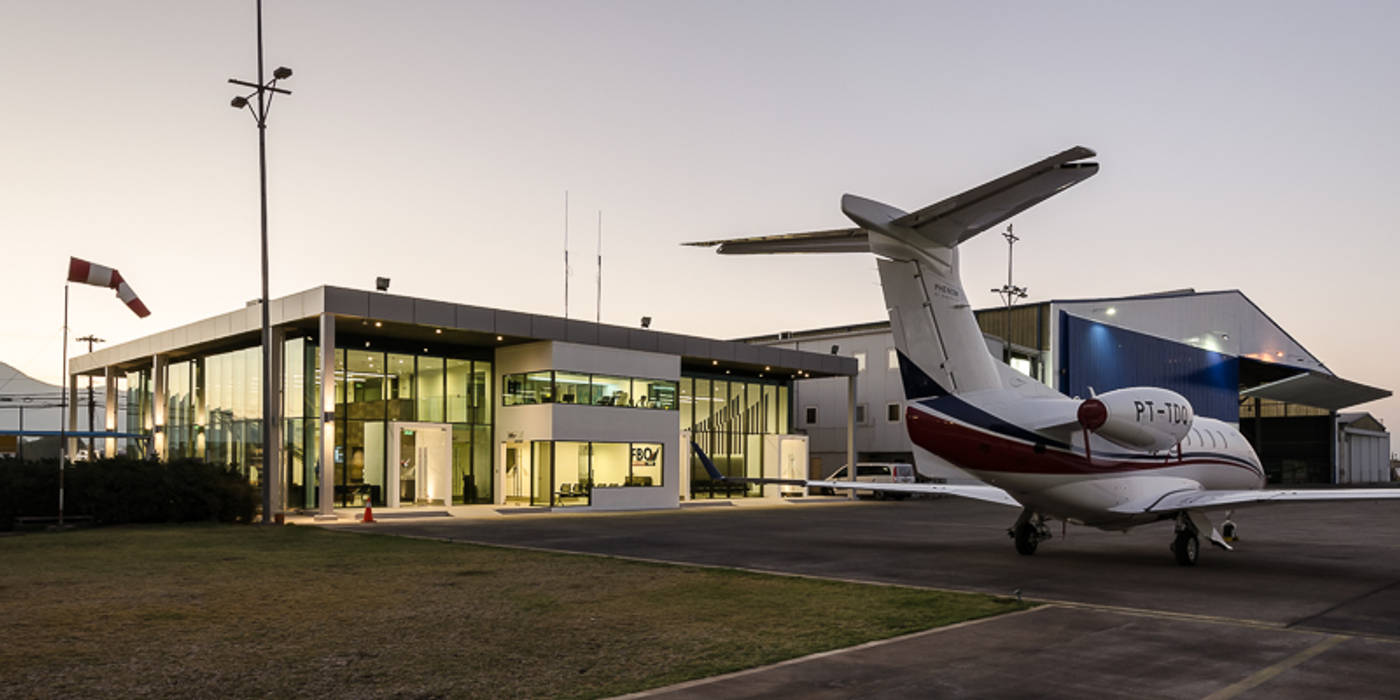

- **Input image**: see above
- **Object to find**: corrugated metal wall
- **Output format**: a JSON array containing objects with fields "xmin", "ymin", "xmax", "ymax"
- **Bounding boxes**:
[{"xmin": 1059, "ymin": 313, "xmax": 1239, "ymax": 422}]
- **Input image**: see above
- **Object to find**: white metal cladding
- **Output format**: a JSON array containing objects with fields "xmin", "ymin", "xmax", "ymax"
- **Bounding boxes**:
[
  {"xmin": 1051, "ymin": 290, "xmax": 1328, "ymax": 375},
  {"xmin": 1339, "ymin": 426, "xmax": 1392, "ymax": 484}
]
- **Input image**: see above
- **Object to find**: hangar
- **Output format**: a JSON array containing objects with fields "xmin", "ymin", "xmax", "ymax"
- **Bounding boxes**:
[
  {"xmin": 748, "ymin": 289, "xmax": 1391, "ymax": 485},
  {"xmin": 66, "ymin": 285, "xmax": 855, "ymax": 517}
]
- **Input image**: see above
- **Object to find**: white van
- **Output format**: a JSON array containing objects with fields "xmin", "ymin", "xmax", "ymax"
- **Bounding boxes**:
[{"xmin": 816, "ymin": 462, "xmax": 917, "ymax": 498}]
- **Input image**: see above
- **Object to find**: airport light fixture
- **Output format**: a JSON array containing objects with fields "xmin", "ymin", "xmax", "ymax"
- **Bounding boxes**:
[{"xmin": 227, "ymin": 0, "xmax": 293, "ymax": 525}]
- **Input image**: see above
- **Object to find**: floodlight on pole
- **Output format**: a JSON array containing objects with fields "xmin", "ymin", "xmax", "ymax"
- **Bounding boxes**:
[{"xmin": 227, "ymin": 0, "xmax": 293, "ymax": 525}]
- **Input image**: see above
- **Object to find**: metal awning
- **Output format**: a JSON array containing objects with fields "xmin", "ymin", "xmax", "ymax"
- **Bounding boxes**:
[{"xmin": 1240, "ymin": 371, "xmax": 1391, "ymax": 411}]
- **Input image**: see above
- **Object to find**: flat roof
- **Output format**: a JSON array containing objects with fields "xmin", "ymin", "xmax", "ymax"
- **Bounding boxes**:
[{"xmin": 69, "ymin": 286, "xmax": 856, "ymax": 379}]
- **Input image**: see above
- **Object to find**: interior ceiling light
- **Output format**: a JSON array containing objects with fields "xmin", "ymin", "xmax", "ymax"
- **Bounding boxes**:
[
  {"xmin": 712, "ymin": 360, "xmax": 718, "ymax": 365},
  {"xmin": 435, "ymin": 328, "xmax": 442, "ymax": 334},
  {"xmin": 496, "ymin": 335, "xmax": 503, "ymax": 342},
  {"xmin": 375, "ymin": 321, "xmax": 383, "ymax": 328}
]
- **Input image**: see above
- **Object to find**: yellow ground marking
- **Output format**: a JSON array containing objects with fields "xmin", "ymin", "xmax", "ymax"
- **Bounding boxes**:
[{"xmin": 1201, "ymin": 635, "xmax": 1348, "ymax": 700}]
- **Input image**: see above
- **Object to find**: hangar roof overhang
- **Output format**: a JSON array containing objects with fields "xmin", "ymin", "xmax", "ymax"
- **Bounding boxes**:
[{"xmin": 1240, "ymin": 371, "xmax": 1392, "ymax": 412}]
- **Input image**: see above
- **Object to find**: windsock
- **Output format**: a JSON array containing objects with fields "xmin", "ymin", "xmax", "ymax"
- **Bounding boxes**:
[{"xmin": 67, "ymin": 257, "xmax": 151, "ymax": 318}]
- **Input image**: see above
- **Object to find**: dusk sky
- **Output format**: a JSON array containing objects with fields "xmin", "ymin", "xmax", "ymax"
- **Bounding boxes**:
[{"xmin": 3, "ymin": 1, "xmax": 1397, "ymax": 434}]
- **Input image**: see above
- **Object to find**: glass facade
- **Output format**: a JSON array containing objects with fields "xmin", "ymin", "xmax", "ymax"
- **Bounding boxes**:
[
  {"xmin": 326, "ymin": 344, "xmax": 493, "ymax": 507},
  {"xmin": 681, "ymin": 375, "xmax": 790, "ymax": 499},
  {"xmin": 503, "ymin": 370, "xmax": 678, "ymax": 409},
  {"xmin": 524, "ymin": 440, "xmax": 665, "ymax": 507},
  {"xmin": 148, "ymin": 336, "xmax": 494, "ymax": 510}
]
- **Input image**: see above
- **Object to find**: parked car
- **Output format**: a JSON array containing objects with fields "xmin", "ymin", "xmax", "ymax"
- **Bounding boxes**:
[{"xmin": 814, "ymin": 462, "xmax": 917, "ymax": 498}]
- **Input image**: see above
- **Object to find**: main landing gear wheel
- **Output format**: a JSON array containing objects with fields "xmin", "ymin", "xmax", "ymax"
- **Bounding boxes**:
[
  {"xmin": 1172, "ymin": 530, "xmax": 1199, "ymax": 566},
  {"xmin": 1014, "ymin": 523, "xmax": 1039, "ymax": 555}
]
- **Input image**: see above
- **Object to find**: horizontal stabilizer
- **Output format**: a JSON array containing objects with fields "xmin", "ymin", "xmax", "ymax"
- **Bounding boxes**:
[
  {"xmin": 682, "ymin": 228, "xmax": 869, "ymax": 255},
  {"xmin": 883, "ymin": 146, "xmax": 1098, "ymax": 249}
]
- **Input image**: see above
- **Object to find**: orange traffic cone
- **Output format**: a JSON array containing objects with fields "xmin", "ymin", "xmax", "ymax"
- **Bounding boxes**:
[{"xmin": 362, "ymin": 502, "xmax": 376, "ymax": 524}]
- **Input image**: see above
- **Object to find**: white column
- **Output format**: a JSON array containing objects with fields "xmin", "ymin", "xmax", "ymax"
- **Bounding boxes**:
[
  {"xmin": 67, "ymin": 374, "xmax": 80, "ymax": 458},
  {"xmin": 316, "ymin": 313, "xmax": 338, "ymax": 519},
  {"xmin": 103, "ymin": 366, "xmax": 118, "ymax": 457},
  {"xmin": 151, "ymin": 354, "xmax": 167, "ymax": 459},
  {"xmin": 847, "ymin": 374, "xmax": 857, "ymax": 501}
]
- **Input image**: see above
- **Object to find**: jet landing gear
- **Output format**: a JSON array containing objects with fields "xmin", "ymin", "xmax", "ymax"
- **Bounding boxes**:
[
  {"xmin": 1169, "ymin": 510, "xmax": 1234, "ymax": 566},
  {"xmin": 1008, "ymin": 509, "xmax": 1051, "ymax": 556},
  {"xmin": 1171, "ymin": 528, "xmax": 1200, "ymax": 566}
]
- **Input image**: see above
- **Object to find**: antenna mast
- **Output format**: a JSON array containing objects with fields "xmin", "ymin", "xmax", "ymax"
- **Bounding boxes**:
[
  {"xmin": 990, "ymin": 224, "xmax": 1027, "ymax": 364},
  {"xmin": 596, "ymin": 211, "xmax": 602, "ymax": 325},
  {"xmin": 563, "ymin": 191, "xmax": 569, "ymax": 319}
]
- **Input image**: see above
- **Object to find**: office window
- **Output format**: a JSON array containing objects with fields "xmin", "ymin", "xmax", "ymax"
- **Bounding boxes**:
[
  {"xmin": 887, "ymin": 403, "xmax": 901, "ymax": 422},
  {"xmin": 888, "ymin": 347, "xmax": 898, "ymax": 370},
  {"xmin": 804, "ymin": 406, "xmax": 818, "ymax": 425},
  {"xmin": 854, "ymin": 352, "xmax": 866, "ymax": 372},
  {"xmin": 855, "ymin": 404, "xmax": 867, "ymax": 424}
]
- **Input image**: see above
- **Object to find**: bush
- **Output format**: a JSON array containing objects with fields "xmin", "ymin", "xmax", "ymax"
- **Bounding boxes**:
[{"xmin": 0, "ymin": 457, "xmax": 257, "ymax": 530}]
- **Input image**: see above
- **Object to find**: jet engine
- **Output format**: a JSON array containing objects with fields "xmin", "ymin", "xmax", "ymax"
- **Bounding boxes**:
[{"xmin": 1076, "ymin": 387, "xmax": 1193, "ymax": 453}]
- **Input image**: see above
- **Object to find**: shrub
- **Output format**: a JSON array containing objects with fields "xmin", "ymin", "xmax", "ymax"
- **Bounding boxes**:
[{"xmin": 0, "ymin": 457, "xmax": 257, "ymax": 530}]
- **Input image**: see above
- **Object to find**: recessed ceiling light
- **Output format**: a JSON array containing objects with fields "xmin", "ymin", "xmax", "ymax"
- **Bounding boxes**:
[
  {"xmin": 364, "ymin": 341, "xmax": 370, "ymax": 347},
  {"xmin": 712, "ymin": 360, "xmax": 718, "ymax": 366},
  {"xmin": 496, "ymin": 335, "xmax": 503, "ymax": 342},
  {"xmin": 374, "ymin": 321, "xmax": 383, "ymax": 328},
  {"xmin": 435, "ymin": 328, "xmax": 442, "ymax": 334}
]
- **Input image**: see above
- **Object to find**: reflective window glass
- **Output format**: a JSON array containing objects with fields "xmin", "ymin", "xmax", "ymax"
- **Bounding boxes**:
[
  {"xmin": 629, "ymin": 443, "xmax": 662, "ymax": 486},
  {"xmin": 471, "ymin": 363, "xmax": 492, "ymax": 424},
  {"xmin": 446, "ymin": 359, "xmax": 470, "ymax": 422},
  {"xmin": 417, "ymin": 356, "xmax": 445, "ymax": 422},
  {"xmin": 592, "ymin": 442, "xmax": 629, "ymax": 488},
  {"xmin": 633, "ymin": 378, "xmax": 678, "ymax": 410},
  {"xmin": 555, "ymin": 441, "xmax": 591, "ymax": 506},
  {"xmin": 345, "ymin": 349, "xmax": 386, "ymax": 420},
  {"xmin": 555, "ymin": 372, "xmax": 590, "ymax": 404},
  {"xmin": 591, "ymin": 375, "xmax": 630, "ymax": 406},
  {"xmin": 386, "ymin": 353, "xmax": 414, "ymax": 420}
]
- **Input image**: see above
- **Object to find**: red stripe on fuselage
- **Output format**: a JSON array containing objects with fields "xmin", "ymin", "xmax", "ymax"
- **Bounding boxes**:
[{"xmin": 906, "ymin": 406, "xmax": 1259, "ymax": 478}]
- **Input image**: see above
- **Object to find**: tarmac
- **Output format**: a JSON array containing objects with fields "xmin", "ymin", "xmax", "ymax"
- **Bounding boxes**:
[{"xmin": 312, "ymin": 496, "xmax": 1400, "ymax": 698}]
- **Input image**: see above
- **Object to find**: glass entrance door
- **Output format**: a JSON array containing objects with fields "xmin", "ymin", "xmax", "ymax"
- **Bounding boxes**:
[
  {"xmin": 503, "ymin": 442, "xmax": 529, "ymax": 504},
  {"xmin": 388, "ymin": 423, "xmax": 451, "ymax": 506}
]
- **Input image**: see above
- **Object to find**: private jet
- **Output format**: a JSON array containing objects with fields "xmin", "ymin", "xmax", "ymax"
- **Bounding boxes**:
[{"xmin": 686, "ymin": 146, "xmax": 1400, "ymax": 566}]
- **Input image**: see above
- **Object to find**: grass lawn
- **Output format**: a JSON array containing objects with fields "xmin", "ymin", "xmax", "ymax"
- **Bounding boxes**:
[{"xmin": 1, "ymin": 525, "xmax": 1026, "ymax": 698}]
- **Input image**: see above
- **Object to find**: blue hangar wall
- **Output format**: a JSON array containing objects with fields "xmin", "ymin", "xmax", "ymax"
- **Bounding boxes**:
[{"xmin": 1059, "ymin": 313, "xmax": 1239, "ymax": 422}]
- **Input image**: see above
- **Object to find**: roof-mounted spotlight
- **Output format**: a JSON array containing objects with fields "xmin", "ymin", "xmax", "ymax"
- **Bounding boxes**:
[
  {"xmin": 830, "ymin": 344, "xmax": 839, "ymax": 355},
  {"xmin": 376, "ymin": 276, "xmax": 390, "ymax": 292},
  {"xmin": 640, "ymin": 316, "xmax": 652, "ymax": 328},
  {"xmin": 273, "ymin": 66, "xmax": 293, "ymax": 80}
]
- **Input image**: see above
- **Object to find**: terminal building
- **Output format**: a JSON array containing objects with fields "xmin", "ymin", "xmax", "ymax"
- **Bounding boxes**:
[
  {"xmin": 67, "ymin": 286, "xmax": 855, "ymax": 516},
  {"xmin": 748, "ymin": 290, "xmax": 1392, "ymax": 486}
]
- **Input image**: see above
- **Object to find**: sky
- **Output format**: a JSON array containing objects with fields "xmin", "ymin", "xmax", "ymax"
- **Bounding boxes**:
[{"xmin": 2, "ymin": 1, "xmax": 1397, "ymax": 437}]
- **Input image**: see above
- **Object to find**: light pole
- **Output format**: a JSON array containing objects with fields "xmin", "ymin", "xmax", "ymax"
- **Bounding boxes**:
[
  {"xmin": 990, "ymin": 224, "xmax": 1027, "ymax": 365},
  {"xmin": 228, "ymin": 0, "xmax": 292, "ymax": 525}
]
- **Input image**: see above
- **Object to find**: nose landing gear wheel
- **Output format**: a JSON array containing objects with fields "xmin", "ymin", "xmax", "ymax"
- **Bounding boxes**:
[
  {"xmin": 1172, "ymin": 531, "xmax": 1199, "ymax": 566},
  {"xmin": 1014, "ymin": 522, "xmax": 1039, "ymax": 555}
]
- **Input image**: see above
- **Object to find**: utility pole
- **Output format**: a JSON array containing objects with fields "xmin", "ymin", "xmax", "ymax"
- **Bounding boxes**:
[
  {"xmin": 76, "ymin": 335, "xmax": 105, "ymax": 445},
  {"xmin": 990, "ymin": 224, "xmax": 1027, "ymax": 365}
]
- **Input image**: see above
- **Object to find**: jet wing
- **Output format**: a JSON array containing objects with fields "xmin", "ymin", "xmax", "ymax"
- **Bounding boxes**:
[
  {"xmin": 807, "ymin": 480, "xmax": 1022, "ymax": 507},
  {"xmin": 1110, "ymin": 487, "xmax": 1400, "ymax": 514},
  {"xmin": 690, "ymin": 440, "xmax": 1020, "ymax": 507},
  {"xmin": 682, "ymin": 228, "xmax": 869, "ymax": 255}
]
